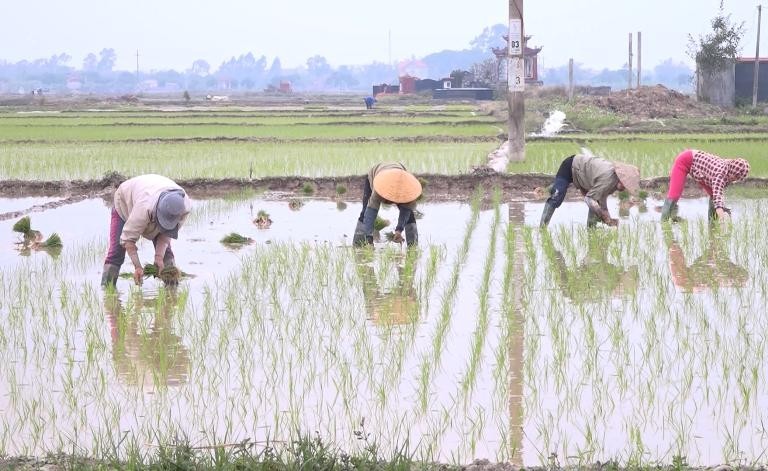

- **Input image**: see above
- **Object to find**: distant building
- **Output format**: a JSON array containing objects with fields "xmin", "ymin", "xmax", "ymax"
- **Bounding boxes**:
[
  {"xmin": 399, "ymin": 74, "xmax": 417, "ymax": 94},
  {"xmin": 433, "ymin": 88, "xmax": 494, "ymax": 100},
  {"xmin": 735, "ymin": 57, "xmax": 768, "ymax": 103},
  {"xmin": 492, "ymin": 35, "xmax": 543, "ymax": 86},
  {"xmin": 372, "ymin": 83, "xmax": 399, "ymax": 96},
  {"xmin": 390, "ymin": 74, "xmax": 493, "ymax": 100}
]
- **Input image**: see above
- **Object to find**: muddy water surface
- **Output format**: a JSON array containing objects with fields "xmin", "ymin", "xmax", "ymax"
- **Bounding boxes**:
[{"xmin": 0, "ymin": 195, "xmax": 766, "ymax": 466}]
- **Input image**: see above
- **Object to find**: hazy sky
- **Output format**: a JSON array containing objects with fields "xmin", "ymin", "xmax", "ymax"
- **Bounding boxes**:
[{"xmin": 1, "ymin": 0, "xmax": 763, "ymax": 72}]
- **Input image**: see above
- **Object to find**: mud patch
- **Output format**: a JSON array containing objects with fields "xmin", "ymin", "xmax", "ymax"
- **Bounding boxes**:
[{"xmin": 2, "ymin": 173, "xmax": 767, "ymax": 206}]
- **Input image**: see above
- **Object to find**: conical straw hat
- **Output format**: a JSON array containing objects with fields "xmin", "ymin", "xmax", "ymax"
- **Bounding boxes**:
[
  {"xmin": 614, "ymin": 162, "xmax": 640, "ymax": 195},
  {"xmin": 373, "ymin": 169, "xmax": 422, "ymax": 203}
]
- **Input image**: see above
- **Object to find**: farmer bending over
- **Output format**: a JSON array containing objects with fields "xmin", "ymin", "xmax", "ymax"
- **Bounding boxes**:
[
  {"xmin": 540, "ymin": 154, "xmax": 640, "ymax": 227},
  {"xmin": 101, "ymin": 174, "xmax": 191, "ymax": 287},
  {"xmin": 353, "ymin": 162, "xmax": 422, "ymax": 247},
  {"xmin": 660, "ymin": 149, "xmax": 750, "ymax": 222},
  {"xmin": 364, "ymin": 96, "xmax": 375, "ymax": 109}
]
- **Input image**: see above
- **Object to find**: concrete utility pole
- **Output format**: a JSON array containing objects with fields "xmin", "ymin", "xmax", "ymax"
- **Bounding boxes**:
[
  {"xmin": 136, "ymin": 50, "xmax": 140, "ymax": 86},
  {"xmin": 568, "ymin": 58, "xmax": 574, "ymax": 102},
  {"xmin": 627, "ymin": 33, "xmax": 633, "ymax": 92},
  {"xmin": 507, "ymin": 0, "xmax": 525, "ymax": 163},
  {"xmin": 637, "ymin": 32, "xmax": 642, "ymax": 88},
  {"xmin": 753, "ymin": 5, "xmax": 762, "ymax": 107}
]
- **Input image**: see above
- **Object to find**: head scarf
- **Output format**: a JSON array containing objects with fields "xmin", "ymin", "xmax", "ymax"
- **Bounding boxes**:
[{"xmin": 727, "ymin": 158, "xmax": 750, "ymax": 183}]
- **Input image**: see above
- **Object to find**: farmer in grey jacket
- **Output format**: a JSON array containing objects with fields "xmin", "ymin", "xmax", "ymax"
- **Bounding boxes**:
[
  {"xmin": 539, "ymin": 154, "xmax": 640, "ymax": 227},
  {"xmin": 101, "ymin": 174, "xmax": 192, "ymax": 287},
  {"xmin": 353, "ymin": 162, "xmax": 422, "ymax": 247}
]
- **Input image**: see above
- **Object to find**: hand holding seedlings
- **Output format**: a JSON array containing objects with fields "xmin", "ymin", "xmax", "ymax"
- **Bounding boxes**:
[
  {"xmin": 715, "ymin": 207, "xmax": 731, "ymax": 222},
  {"xmin": 392, "ymin": 231, "xmax": 405, "ymax": 244},
  {"xmin": 133, "ymin": 265, "xmax": 144, "ymax": 285}
]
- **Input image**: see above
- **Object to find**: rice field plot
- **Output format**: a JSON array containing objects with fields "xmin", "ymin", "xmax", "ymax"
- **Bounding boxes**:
[
  {"xmin": 0, "ymin": 123, "xmax": 500, "ymax": 142},
  {"xmin": 0, "ymin": 105, "xmax": 500, "ymax": 143},
  {"xmin": 0, "ymin": 104, "xmax": 501, "ymax": 180},
  {"xmin": 0, "ymin": 193, "xmax": 767, "ymax": 467},
  {"xmin": 0, "ymin": 141, "xmax": 494, "ymax": 180}
]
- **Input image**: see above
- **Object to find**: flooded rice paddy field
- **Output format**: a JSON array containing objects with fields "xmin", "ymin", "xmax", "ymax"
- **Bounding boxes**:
[{"xmin": 0, "ymin": 194, "xmax": 767, "ymax": 467}]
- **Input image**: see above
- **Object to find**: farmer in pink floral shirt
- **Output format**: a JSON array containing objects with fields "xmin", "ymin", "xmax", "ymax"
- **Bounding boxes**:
[{"xmin": 660, "ymin": 149, "xmax": 750, "ymax": 222}]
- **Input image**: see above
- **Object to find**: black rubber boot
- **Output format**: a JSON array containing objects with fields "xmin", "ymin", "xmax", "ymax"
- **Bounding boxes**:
[
  {"xmin": 586, "ymin": 209, "xmax": 601, "ymax": 228},
  {"xmin": 539, "ymin": 202, "xmax": 556, "ymax": 227},
  {"xmin": 404, "ymin": 223, "xmax": 419, "ymax": 247},
  {"xmin": 101, "ymin": 264, "xmax": 121, "ymax": 288},
  {"xmin": 353, "ymin": 220, "xmax": 369, "ymax": 246},
  {"xmin": 660, "ymin": 198, "xmax": 678, "ymax": 222}
]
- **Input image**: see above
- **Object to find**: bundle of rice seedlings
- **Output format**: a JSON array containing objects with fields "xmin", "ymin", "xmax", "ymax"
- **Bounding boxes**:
[
  {"xmin": 143, "ymin": 263, "xmax": 160, "ymax": 277},
  {"xmin": 221, "ymin": 232, "xmax": 253, "ymax": 244},
  {"xmin": 288, "ymin": 199, "xmax": 304, "ymax": 211},
  {"xmin": 159, "ymin": 266, "xmax": 181, "ymax": 284},
  {"xmin": 374, "ymin": 217, "xmax": 390, "ymax": 232},
  {"xmin": 41, "ymin": 233, "xmax": 63, "ymax": 248},
  {"xmin": 254, "ymin": 210, "xmax": 272, "ymax": 229},
  {"xmin": 12, "ymin": 216, "xmax": 31, "ymax": 234}
]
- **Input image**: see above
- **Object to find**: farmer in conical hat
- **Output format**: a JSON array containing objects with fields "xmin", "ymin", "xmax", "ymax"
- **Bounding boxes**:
[
  {"xmin": 660, "ymin": 149, "xmax": 750, "ymax": 223},
  {"xmin": 101, "ymin": 174, "xmax": 192, "ymax": 287},
  {"xmin": 539, "ymin": 154, "xmax": 640, "ymax": 227},
  {"xmin": 353, "ymin": 162, "xmax": 422, "ymax": 247}
]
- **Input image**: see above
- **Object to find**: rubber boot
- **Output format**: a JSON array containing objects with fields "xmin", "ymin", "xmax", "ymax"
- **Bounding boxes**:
[
  {"xmin": 101, "ymin": 264, "xmax": 121, "ymax": 288},
  {"xmin": 404, "ymin": 223, "xmax": 419, "ymax": 247},
  {"xmin": 539, "ymin": 202, "xmax": 556, "ymax": 227},
  {"xmin": 586, "ymin": 209, "xmax": 601, "ymax": 228},
  {"xmin": 660, "ymin": 198, "xmax": 678, "ymax": 222},
  {"xmin": 352, "ymin": 220, "xmax": 369, "ymax": 246}
]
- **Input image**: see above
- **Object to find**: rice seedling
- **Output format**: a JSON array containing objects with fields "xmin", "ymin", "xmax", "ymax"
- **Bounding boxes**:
[
  {"xmin": 288, "ymin": 199, "xmax": 303, "ymax": 211},
  {"xmin": 220, "ymin": 233, "xmax": 253, "ymax": 244},
  {"xmin": 297, "ymin": 183, "xmax": 315, "ymax": 198},
  {"xmin": 335, "ymin": 184, "xmax": 347, "ymax": 196},
  {"xmin": 253, "ymin": 210, "xmax": 272, "ymax": 229}
]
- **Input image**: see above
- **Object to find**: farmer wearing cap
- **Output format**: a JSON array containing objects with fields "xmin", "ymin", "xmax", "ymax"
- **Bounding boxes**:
[
  {"xmin": 353, "ymin": 162, "xmax": 422, "ymax": 247},
  {"xmin": 539, "ymin": 154, "xmax": 641, "ymax": 227},
  {"xmin": 660, "ymin": 149, "xmax": 750, "ymax": 222},
  {"xmin": 101, "ymin": 174, "xmax": 191, "ymax": 287}
]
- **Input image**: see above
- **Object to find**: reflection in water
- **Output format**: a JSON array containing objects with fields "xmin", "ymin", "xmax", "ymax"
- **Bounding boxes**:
[
  {"xmin": 664, "ymin": 226, "xmax": 748, "ymax": 293},
  {"xmin": 541, "ymin": 229, "xmax": 639, "ymax": 303},
  {"xmin": 508, "ymin": 201, "xmax": 525, "ymax": 467},
  {"xmin": 354, "ymin": 247, "xmax": 420, "ymax": 326},
  {"xmin": 103, "ymin": 290, "xmax": 190, "ymax": 389}
]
